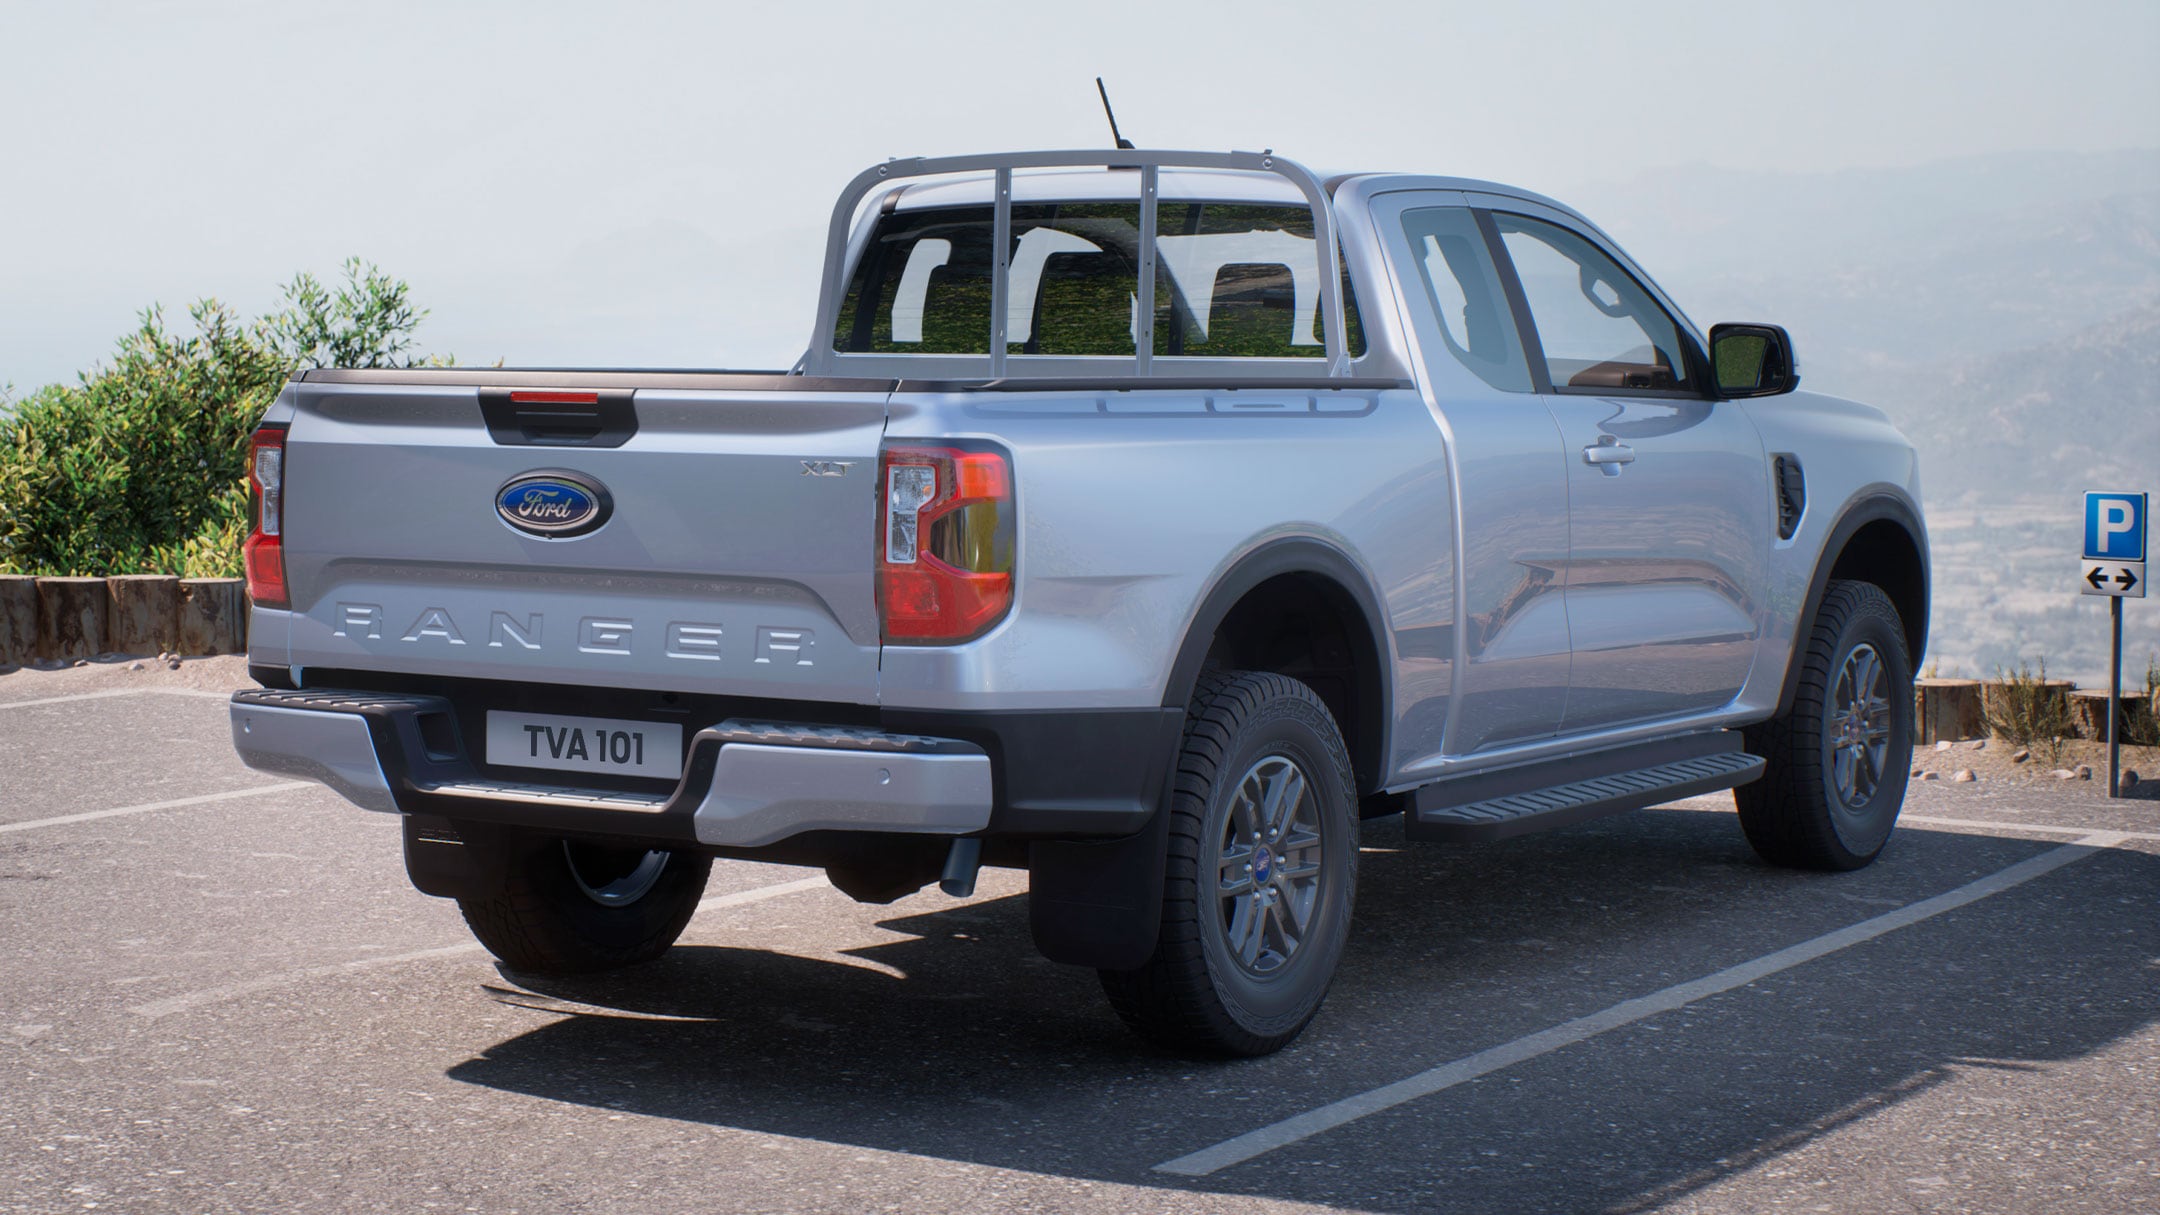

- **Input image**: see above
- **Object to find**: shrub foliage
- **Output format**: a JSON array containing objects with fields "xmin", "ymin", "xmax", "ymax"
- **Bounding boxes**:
[
  {"xmin": 0, "ymin": 261, "xmax": 443, "ymax": 576},
  {"xmin": 1983, "ymin": 660, "xmax": 2076, "ymax": 750}
]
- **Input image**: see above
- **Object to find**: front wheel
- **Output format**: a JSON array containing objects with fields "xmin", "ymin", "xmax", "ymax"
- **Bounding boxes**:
[
  {"xmin": 1738, "ymin": 579, "xmax": 1914, "ymax": 870},
  {"xmin": 457, "ymin": 834, "xmax": 712, "ymax": 974},
  {"xmin": 1099, "ymin": 671, "xmax": 1358, "ymax": 1057}
]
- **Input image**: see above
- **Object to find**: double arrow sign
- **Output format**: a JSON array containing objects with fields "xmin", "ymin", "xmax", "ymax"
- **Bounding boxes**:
[{"xmin": 2082, "ymin": 562, "xmax": 2143, "ymax": 597}]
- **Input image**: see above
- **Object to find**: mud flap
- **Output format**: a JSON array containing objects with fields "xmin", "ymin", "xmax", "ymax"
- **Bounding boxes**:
[
  {"xmin": 402, "ymin": 814, "xmax": 522, "ymax": 900},
  {"xmin": 1025, "ymin": 806, "xmax": 1170, "ymax": 970}
]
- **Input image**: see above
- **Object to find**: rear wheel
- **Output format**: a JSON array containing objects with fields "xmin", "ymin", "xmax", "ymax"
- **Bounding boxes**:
[
  {"xmin": 457, "ymin": 834, "xmax": 712, "ymax": 974},
  {"xmin": 1099, "ymin": 671, "xmax": 1358, "ymax": 1057},
  {"xmin": 1738, "ymin": 580, "xmax": 1913, "ymax": 870}
]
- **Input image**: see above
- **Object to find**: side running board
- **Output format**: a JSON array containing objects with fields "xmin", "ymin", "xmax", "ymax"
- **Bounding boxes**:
[{"xmin": 1406, "ymin": 732, "xmax": 1765, "ymax": 843}]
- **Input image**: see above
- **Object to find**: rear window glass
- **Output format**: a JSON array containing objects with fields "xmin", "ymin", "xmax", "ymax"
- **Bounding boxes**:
[{"xmin": 833, "ymin": 201, "xmax": 1364, "ymax": 359}]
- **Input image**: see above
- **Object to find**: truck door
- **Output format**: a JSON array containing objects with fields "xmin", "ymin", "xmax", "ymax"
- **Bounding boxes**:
[
  {"xmin": 1371, "ymin": 192, "xmax": 1572, "ymax": 760},
  {"xmin": 1477, "ymin": 202, "xmax": 1771, "ymax": 733}
]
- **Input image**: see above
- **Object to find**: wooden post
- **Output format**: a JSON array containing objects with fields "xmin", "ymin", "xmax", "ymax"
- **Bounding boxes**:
[
  {"xmin": 0, "ymin": 575, "xmax": 37, "ymax": 666},
  {"xmin": 106, "ymin": 574, "xmax": 180, "ymax": 655},
  {"xmin": 1914, "ymin": 678, "xmax": 1984, "ymax": 744},
  {"xmin": 2067, "ymin": 690, "xmax": 2119, "ymax": 741},
  {"xmin": 2121, "ymin": 688, "xmax": 2152, "ymax": 746},
  {"xmin": 35, "ymin": 577, "xmax": 108, "ymax": 662},
  {"xmin": 177, "ymin": 578, "xmax": 248, "ymax": 655},
  {"xmin": 2069, "ymin": 688, "xmax": 2158, "ymax": 744}
]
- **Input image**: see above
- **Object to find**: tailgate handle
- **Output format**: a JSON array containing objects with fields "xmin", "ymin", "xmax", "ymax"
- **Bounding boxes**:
[{"xmin": 479, "ymin": 388, "xmax": 638, "ymax": 448}]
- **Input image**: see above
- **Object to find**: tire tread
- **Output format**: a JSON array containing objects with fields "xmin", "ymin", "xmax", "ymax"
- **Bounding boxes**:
[
  {"xmin": 1100, "ymin": 670, "xmax": 1355, "ymax": 1056},
  {"xmin": 457, "ymin": 843, "xmax": 711, "ymax": 974},
  {"xmin": 1738, "ymin": 580, "xmax": 1911, "ymax": 870}
]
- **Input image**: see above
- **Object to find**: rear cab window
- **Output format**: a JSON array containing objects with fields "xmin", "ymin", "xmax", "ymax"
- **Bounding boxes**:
[{"xmin": 834, "ymin": 198, "xmax": 1365, "ymax": 360}]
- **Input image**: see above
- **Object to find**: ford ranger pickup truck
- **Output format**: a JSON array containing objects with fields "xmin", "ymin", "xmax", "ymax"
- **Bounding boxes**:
[{"xmin": 230, "ymin": 149, "xmax": 1927, "ymax": 1057}]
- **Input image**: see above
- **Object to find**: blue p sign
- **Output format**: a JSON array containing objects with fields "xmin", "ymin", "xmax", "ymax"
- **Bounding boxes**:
[{"xmin": 2085, "ymin": 492, "xmax": 2147, "ymax": 561}]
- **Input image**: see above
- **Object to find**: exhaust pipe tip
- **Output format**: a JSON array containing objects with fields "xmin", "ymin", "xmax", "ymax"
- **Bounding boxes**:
[{"xmin": 938, "ymin": 836, "xmax": 983, "ymax": 898}]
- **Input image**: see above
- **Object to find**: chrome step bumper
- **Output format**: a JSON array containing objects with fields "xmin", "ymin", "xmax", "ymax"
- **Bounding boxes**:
[
  {"xmin": 230, "ymin": 693, "xmax": 412, "ymax": 813},
  {"xmin": 229, "ymin": 688, "xmax": 993, "ymax": 847}
]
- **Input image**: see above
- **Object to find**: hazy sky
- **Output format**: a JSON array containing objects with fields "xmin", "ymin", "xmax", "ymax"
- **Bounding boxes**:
[{"xmin": 4, "ymin": 0, "xmax": 2156, "ymax": 388}]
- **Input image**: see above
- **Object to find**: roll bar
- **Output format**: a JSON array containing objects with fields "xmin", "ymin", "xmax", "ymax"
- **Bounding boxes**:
[{"xmin": 802, "ymin": 149, "xmax": 1349, "ymax": 379}]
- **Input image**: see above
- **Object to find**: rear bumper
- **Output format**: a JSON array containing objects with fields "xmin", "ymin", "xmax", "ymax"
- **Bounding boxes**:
[
  {"xmin": 231, "ymin": 698, "xmax": 399, "ymax": 813},
  {"xmin": 228, "ymin": 685, "xmax": 1175, "ymax": 847}
]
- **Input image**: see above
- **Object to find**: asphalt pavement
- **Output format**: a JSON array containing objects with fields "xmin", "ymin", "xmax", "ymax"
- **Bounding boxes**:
[{"xmin": 3, "ymin": 664, "xmax": 2156, "ymax": 1214}]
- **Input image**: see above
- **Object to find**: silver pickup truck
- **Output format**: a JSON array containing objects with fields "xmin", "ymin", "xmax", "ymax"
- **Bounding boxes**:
[{"xmin": 230, "ymin": 149, "xmax": 1927, "ymax": 1056}]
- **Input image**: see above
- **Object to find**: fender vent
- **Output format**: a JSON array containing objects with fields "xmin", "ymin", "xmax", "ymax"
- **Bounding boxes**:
[{"xmin": 1773, "ymin": 454, "xmax": 1805, "ymax": 539}]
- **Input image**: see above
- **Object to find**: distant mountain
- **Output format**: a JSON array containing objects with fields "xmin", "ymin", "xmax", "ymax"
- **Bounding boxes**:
[
  {"xmin": 1670, "ymin": 190, "xmax": 2160, "ymax": 399},
  {"xmin": 1571, "ymin": 150, "xmax": 2160, "ymax": 682},
  {"xmin": 1575, "ymin": 147, "xmax": 2160, "ymax": 287},
  {"xmin": 1905, "ymin": 305, "xmax": 2160, "ymax": 684},
  {"xmin": 1902, "ymin": 303, "xmax": 2160, "ymax": 505}
]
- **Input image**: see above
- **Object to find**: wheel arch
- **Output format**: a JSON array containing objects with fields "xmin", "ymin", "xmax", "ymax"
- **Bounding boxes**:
[
  {"xmin": 1777, "ymin": 493, "xmax": 1929, "ymax": 717},
  {"xmin": 1161, "ymin": 537, "xmax": 1393, "ymax": 796}
]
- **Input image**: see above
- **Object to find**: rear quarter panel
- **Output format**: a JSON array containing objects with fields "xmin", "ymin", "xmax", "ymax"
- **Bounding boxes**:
[{"xmin": 877, "ymin": 387, "xmax": 1455, "ymax": 721}]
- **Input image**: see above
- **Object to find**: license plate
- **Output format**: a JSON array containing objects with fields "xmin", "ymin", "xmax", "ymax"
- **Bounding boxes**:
[{"xmin": 485, "ymin": 711, "xmax": 684, "ymax": 781}]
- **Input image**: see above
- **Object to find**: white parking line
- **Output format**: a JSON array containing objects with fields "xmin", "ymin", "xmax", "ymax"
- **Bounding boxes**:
[
  {"xmin": 0, "ymin": 782, "xmax": 312, "ymax": 834},
  {"xmin": 128, "ymin": 944, "xmax": 485, "ymax": 1019},
  {"xmin": 128, "ymin": 874, "xmax": 831, "ymax": 1019},
  {"xmin": 695, "ymin": 874, "xmax": 830, "ymax": 912},
  {"xmin": 0, "ymin": 686, "xmax": 232, "ymax": 710},
  {"xmin": 1903, "ymin": 813, "xmax": 2160, "ymax": 842},
  {"xmin": 1153, "ymin": 830, "xmax": 2130, "ymax": 1177}
]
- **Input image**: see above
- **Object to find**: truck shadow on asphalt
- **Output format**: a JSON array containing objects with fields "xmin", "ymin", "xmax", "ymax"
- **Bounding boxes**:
[{"xmin": 446, "ymin": 809, "xmax": 2159, "ymax": 1214}]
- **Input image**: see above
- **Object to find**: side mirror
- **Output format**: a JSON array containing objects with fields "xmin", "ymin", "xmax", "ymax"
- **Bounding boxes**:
[{"xmin": 1709, "ymin": 323, "xmax": 1800, "ymax": 398}]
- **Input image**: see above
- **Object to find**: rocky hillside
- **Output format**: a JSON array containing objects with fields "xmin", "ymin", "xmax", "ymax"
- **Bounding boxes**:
[{"xmin": 1901, "ymin": 303, "xmax": 2160, "ymax": 505}]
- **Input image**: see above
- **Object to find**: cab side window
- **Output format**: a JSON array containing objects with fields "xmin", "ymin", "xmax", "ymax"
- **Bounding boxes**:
[
  {"xmin": 1397, "ymin": 206, "xmax": 1532, "ymax": 392},
  {"xmin": 1493, "ymin": 213, "xmax": 1695, "ymax": 394}
]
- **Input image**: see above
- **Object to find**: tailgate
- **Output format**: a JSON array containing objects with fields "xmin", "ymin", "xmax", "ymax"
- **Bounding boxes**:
[{"xmin": 278, "ymin": 380, "xmax": 889, "ymax": 705}]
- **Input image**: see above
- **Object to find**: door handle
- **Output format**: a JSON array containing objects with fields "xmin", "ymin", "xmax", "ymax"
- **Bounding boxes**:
[{"xmin": 1583, "ymin": 437, "xmax": 1636, "ymax": 471}]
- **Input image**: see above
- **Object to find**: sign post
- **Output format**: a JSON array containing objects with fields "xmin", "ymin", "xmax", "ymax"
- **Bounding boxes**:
[{"xmin": 2082, "ymin": 491, "xmax": 2148, "ymax": 798}]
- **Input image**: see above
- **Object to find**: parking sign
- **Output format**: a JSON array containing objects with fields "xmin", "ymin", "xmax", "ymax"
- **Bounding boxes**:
[
  {"xmin": 2085, "ymin": 492, "xmax": 2146, "ymax": 561},
  {"xmin": 2082, "ymin": 491, "xmax": 2146, "ymax": 598}
]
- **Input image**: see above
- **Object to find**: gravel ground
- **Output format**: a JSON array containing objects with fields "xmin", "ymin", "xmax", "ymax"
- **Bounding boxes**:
[
  {"xmin": 6, "ymin": 657, "xmax": 2156, "ymax": 1213},
  {"xmin": 1911, "ymin": 734, "xmax": 2160, "ymax": 799},
  {"xmin": 0, "ymin": 653, "xmax": 254, "ymax": 701}
]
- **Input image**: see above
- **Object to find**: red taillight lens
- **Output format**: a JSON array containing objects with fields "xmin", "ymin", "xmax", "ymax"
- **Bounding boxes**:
[
  {"xmin": 877, "ymin": 444, "xmax": 1014, "ymax": 643},
  {"xmin": 243, "ymin": 425, "xmax": 288, "ymax": 609}
]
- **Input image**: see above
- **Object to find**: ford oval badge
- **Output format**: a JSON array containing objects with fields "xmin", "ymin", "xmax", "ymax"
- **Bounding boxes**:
[{"xmin": 495, "ymin": 470, "xmax": 611, "ymax": 538}]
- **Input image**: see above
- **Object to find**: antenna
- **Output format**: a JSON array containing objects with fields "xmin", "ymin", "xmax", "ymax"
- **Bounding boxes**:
[{"xmin": 1095, "ymin": 77, "xmax": 1136, "ymax": 150}]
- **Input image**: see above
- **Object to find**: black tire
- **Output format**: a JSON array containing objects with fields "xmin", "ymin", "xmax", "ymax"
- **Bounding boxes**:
[
  {"xmin": 1738, "ymin": 580, "xmax": 1914, "ymax": 870},
  {"xmin": 1099, "ymin": 670, "xmax": 1358, "ymax": 1057},
  {"xmin": 456, "ymin": 834, "xmax": 712, "ymax": 974}
]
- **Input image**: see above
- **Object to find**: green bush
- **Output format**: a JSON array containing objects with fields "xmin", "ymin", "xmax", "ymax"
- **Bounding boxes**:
[
  {"xmin": 1984, "ymin": 660, "xmax": 2076, "ymax": 765},
  {"xmin": 0, "ymin": 260, "xmax": 446, "ymax": 577}
]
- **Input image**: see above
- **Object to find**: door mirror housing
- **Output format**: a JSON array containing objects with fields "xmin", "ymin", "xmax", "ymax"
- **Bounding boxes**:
[{"xmin": 1709, "ymin": 323, "xmax": 1800, "ymax": 398}]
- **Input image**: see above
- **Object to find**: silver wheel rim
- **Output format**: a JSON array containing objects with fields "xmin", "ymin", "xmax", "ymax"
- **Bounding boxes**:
[
  {"xmin": 1216, "ymin": 754, "xmax": 1325, "ymax": 977},
  {"xmin": 1826, "ymin": 642, "xmax": 1893, "ymax": 810},
  {"xmin": 563, "ymin": 842, "xmax": 669, "ymax": 907}
]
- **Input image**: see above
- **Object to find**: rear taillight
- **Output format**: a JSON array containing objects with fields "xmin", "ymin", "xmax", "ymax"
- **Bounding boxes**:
[
  {"xmin": 243, "ymin": 425, "xmax": 288, "ymax": 609},
  {"xmin": 877, "ymin": 444, "xmax": 1014, "ymax": 643}
]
